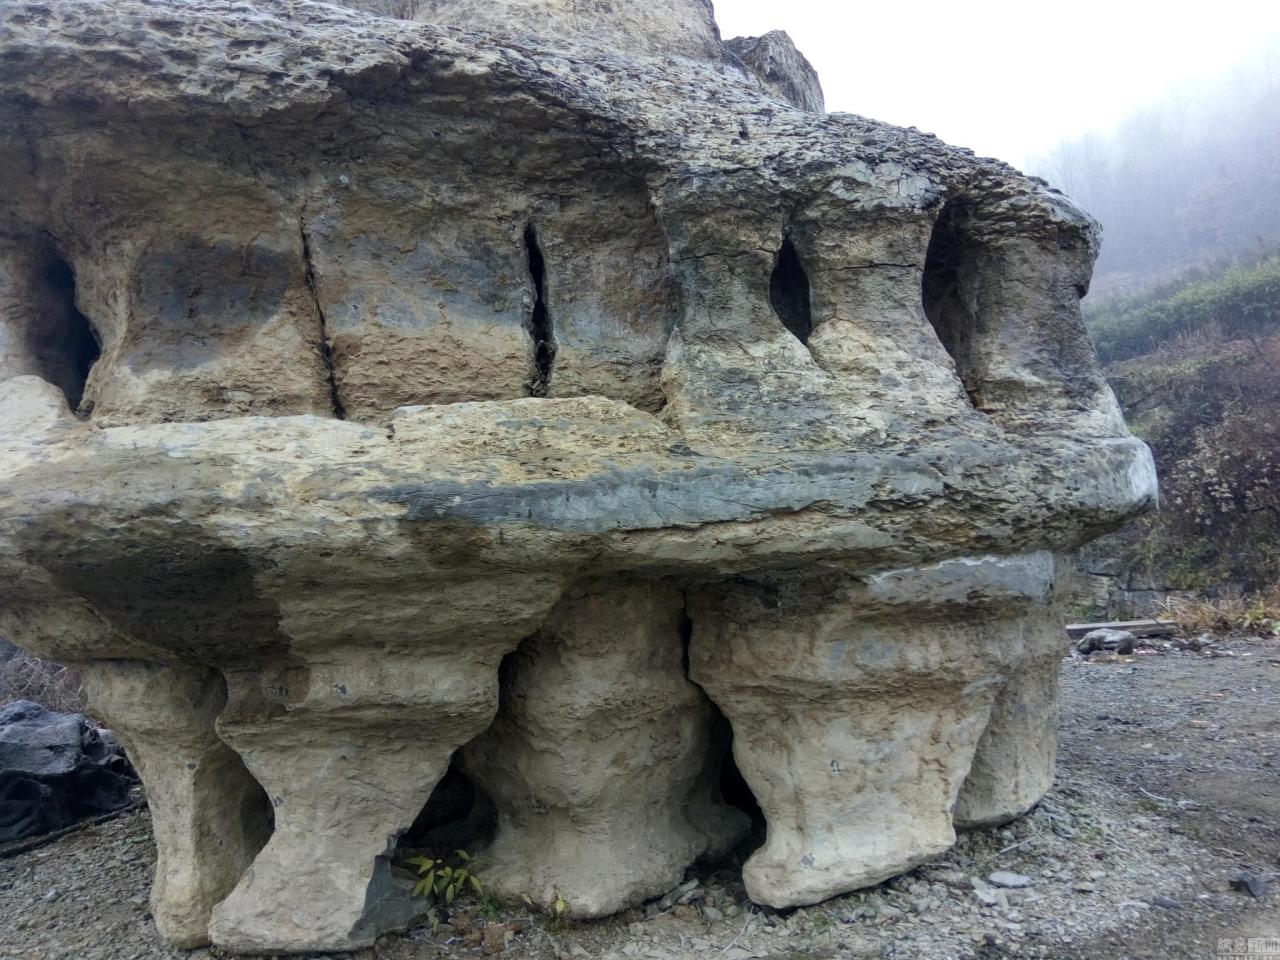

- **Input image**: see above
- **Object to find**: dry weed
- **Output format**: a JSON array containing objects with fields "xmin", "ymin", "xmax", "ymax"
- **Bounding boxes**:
[
  {"xmin": 0, "ymin": 640, "xmax": 84, "ymax": 712},
  {"xmin": 1156, "ymin": 587, "xmax": 1280, "ymax": 637}
]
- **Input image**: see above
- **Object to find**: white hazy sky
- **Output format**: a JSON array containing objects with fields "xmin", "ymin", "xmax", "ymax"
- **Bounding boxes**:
[{"xmin": 713, "ymin": 0, "xmax": 1280, "ymax": 169}]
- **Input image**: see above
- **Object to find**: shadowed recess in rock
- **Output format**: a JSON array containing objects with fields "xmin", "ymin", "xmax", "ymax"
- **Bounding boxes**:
[
  {"xmin": 922, "ymin": 201, "xmax": 980, "ymax": 406},
  {"xmin": 769, "ymin": 236, "xmax": 812, "ymax": 344},
  {"xmin": 39, "ymin": 255, "xmax": 100, "ymax": 413},
  {"xmin": 18, "ymin": 514, "xmax": 289, "ymax": 664},
  {"xmin": 398, "ymin": 755, "xmax": 497, "ymax": 856},
  {"xmin": 523, "ymin": 224, "xmax": 554, "ymax": 396},
  {"xmin": 680, "ymin": 611, "xmax": 765, "ymax": 841}
]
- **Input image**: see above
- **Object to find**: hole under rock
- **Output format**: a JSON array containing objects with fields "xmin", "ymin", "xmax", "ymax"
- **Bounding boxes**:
[
  {"xmin": 235, "ymin": 756, "xmax": 276, "ymax": 853},
  {"xmin": 40, "ymin": 255, "xmax": 101, "ymax": 413},
  {"xmin": 523, "ymin": 224, "xmax": 555, "ymax": 397},
  {"xmin": 680, "ymin": 612, "xmax": 766, "ymax": 866},
  {"xmin": 921, "ymin": 201, "xmax": 982, "ymax": 407},
  {"xmin": 716, "ymin": 716, "xmax": 765, "ymax": 835},
  {"xmin": 769, "ymin": 236, "xmax": 812, "ymax": 345},
  {"xmin": 396, "ymin": 757, "xmax": 496, "ymax": 858},
  {"xmin": 682, "ymin": 708, "xmax": 767, "ymax": 883}
]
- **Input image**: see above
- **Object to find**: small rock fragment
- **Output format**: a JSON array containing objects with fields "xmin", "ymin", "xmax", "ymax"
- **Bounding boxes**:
[
  {"xmin": 987, "ymin": 872, "xmax": 1034, "ymax": 889},
  {"xmin": 658, "ymin": 879, "xmax": 699, "ymax": 911},
  {"xmin": 1230, "ymin": 872, "xmax": 1267, "ymax": 899},
  {"xmin": 924, "ymin": 868, "xmax": 969, "ymax": 887},
  {"xmin": 970, "ymin": 878, "xmax": 1000, "ymax": 907}
]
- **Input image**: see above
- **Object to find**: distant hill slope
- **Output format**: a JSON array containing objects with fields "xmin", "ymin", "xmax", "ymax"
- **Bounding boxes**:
[
  {"xmin": 1089, "ymin": 254, "xmax": 1280, "ymax": 362},
  {"xmin": 1081, "ymin": 254, "xmax": 1280, "ymax": 607}
]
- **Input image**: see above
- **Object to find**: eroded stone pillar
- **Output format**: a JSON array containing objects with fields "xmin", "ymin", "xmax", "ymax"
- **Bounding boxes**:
[
  {"xmin": 688, "ymin": 554, "xmax": 1059, "ymax": 909},
  {"xmin": 462, "ymin": 580, "xmax": 749, "ymax": 916},
  {"xmin": 77, "ymin": 659, "xmax": 270, "ymax": 948},
  {"xmin": 208, "ymin": 648, "xmax": 514, "ymax": 953},
  {"xmin": 954, "ymin": 603, "xmax": 1065, "ymax": 828}
]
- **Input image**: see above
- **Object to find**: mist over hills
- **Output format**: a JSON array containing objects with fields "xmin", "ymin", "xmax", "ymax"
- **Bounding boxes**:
[{"xmin": 1028, "ymin": 40, "xmax": 1280, "ymax": 300}]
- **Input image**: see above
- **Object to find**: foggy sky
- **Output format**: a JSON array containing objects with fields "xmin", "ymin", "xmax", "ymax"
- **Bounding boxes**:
[{"xmin": 714, "ymin": 0, "xmax": 1280, "ymax": 170}]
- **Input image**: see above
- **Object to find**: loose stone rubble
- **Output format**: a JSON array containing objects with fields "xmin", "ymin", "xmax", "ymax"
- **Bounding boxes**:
[
  {"xmin": 0, "ymin": 699, "xmax": 135, "ymax": 842},
  {"xmin": 0, "ymin": 0, "xmax": 1155, "ymax": 952}
]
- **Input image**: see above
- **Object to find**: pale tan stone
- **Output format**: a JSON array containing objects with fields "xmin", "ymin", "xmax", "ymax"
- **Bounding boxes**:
[
  {"xmin": 688, "ymin": 555, "xmax": 1065, "ymax": 908},
  {"xmin": 462, "ymin": 581, "xmax": 748, "ymax": 917},
  {"xmin": 954, "ymin": 611, "xmax": 1066, "ymax": 829},
  {"xmin": 77, "ymin": 660, "xmax": 270, "ymax": 948}
]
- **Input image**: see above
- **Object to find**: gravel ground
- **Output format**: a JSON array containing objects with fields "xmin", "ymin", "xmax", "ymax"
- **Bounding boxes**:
[{"xmin": 2, "ymin": 634, "xmax": 1277, "ymax": 960}]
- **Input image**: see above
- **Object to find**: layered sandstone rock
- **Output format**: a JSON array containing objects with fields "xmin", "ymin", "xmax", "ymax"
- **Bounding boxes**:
[
  {"xmin": 0, "ymin": 0, "xmax": 1155, "ymax": 952},
  {"xmin": 462, "ymin": 580, "xmax": 749, "ymax": 917},
  {"xmin": 688, "ymin": 554, "xmax": 1068, "ymax": 908}
]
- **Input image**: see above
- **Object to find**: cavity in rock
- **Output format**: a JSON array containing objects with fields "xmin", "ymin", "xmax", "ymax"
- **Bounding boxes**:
[
  {"xmin": 770, "ymin": 236, "xmax": 812, "ymax": 344},
  {"xmin": 523, "ymin": 224, "xmax": 555, "ymax": 396},
  {"xmin": 42, "ymin": 255, "xmax": 100, "ymax": 413}
]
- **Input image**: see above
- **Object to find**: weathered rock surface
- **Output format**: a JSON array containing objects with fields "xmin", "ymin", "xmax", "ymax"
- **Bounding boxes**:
[
  {"xmin": 0, "ymin": 0, "xmax": 1155, "ymax": 953},
  {"xmin": 462, "ymin": 581, "xmax": 749, "ymax": 917},
  {"xmin": 688, "ymin": 553, "xmax": 1067, "ymax": 907},
  {"xmin": 725, "ymin": 31, "xmax": 825, "ymax": 113},
  {"xmin": 76, "ymin": 663, "xmax": 270, "ymax": 947}
]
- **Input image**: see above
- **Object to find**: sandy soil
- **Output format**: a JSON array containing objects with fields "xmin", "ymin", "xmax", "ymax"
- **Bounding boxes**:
[{"xmin": 2, "ymin": 634, "xmax": 1277, "ymax": 960}]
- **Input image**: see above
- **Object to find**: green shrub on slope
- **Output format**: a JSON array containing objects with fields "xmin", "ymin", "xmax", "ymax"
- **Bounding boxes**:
[{"xmin": 1088, "ymin": 255, "xmax": 1280, "ymax": 362}]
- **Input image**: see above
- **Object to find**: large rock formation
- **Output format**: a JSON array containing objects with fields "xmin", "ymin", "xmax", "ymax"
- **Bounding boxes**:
[{"xmin": 0, "ymin": 0, "xmax": 1155, "ymax": 952}]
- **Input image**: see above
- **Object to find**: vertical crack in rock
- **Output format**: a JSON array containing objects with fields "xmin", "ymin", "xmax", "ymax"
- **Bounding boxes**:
[
  {"xmin": 42, "ymin": 251, "xmax": 101, "ymax": 415},
  {"xmin": 678, "ymin": 608, "xmax": 694, "ymax": 681},
  {"xmin": 523, "ymin": 224, "xmax": 555, "ymax": 396},
  {"xmin": 770, "ymin": 236, "xmax": 812, "ymax": 345},
  {"xmin": 299, "ymin": 217, "xmax": 346, "ymax": 419}
]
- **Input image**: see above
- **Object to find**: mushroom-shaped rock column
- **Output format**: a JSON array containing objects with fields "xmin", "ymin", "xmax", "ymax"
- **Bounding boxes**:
[
  {"xmin": 0, "ymin": 0, "xmax": 1160, "ymax": 952},
  {"xmin": 78, "ymin": 660, "xmax": 272, "ymax": 948},
  {"xmin": 688, "ymin": 553, "xmax": 1068, "ymax": 909},
  {"xmin": 953, "ymin": 606, "xmax": 1067, "ymax": 828},
  {"xmin": 462, "ymin": 580, "xmax": 749, "ymax": 917},
  {"xmin": 207, "ymin": 639, "xmax": 550, "ymax": 953}
]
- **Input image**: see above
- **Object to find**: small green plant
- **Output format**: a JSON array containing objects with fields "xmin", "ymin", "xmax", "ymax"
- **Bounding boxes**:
[
  {"xmin": 1243, "ymin": 588, "xmax": 1280, "ymax": 636},
  {"xmin": 521, "ymin": 890, "xmax": 570, "ymax": 929},
  {"xmin": 407, "ymin": 850, "xmax": 483, "ymax": 906},
  {"xmin": 550, "ymin": 890, "xmax": 568, "ymax": 921}
]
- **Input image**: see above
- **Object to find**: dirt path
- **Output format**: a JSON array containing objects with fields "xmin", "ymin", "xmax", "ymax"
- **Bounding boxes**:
[
  {"xmin": 1056, "ymin": 635, "xmax": 1280, "ymax": 959},
  {"xmin": 2, "ymin": 636, "xmax": 1277, "ymax": 960}
]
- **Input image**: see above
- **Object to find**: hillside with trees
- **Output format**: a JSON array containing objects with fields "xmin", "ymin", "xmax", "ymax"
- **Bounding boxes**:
[
  {"xmin": 1074, "ymin": 254, "xmax": 1280, "ymax": 612},
  {"xmin": 1026, "ymin": 42, "xmax": 1280, "ymax": 614}
]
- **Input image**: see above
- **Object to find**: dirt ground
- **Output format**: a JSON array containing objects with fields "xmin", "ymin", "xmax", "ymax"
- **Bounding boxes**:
[{"xmin": 2, "ymin": 634, "xmax": 1277, "ymax": 960}]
